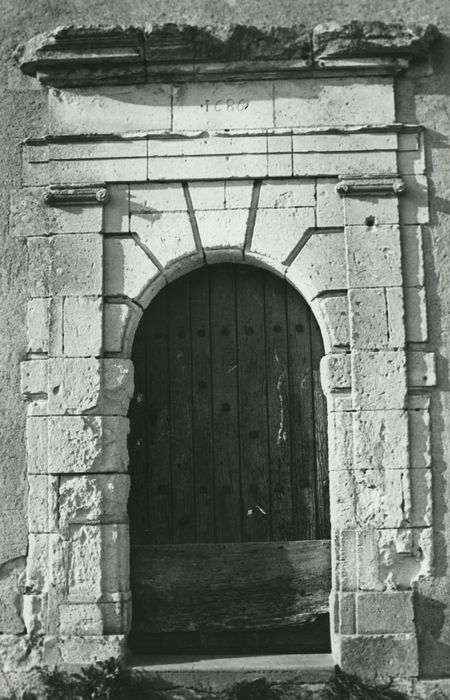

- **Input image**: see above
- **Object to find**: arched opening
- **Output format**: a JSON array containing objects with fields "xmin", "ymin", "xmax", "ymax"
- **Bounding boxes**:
[{"xmin": 128, "ymin": 263, "xmax": 331, "ymax": 655}]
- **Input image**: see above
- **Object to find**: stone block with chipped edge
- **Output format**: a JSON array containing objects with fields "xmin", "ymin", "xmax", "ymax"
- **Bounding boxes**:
[
  {"xmin": 27, "ymin": 415, "xmax": 129, "ymax": 475},
  {"xmin": 63, "ymin": 297, "xmax": 102, "ymax": 358},
  {"xmin": 357, "ymin": 590, "xmax": 415, "ymax": 634},
  {"xmin": 104, "ymin": 185, "xmax": 129, "ymax": 233},
  {"xmin": 25, "ymin": 533, "xmax": 68, "ymax": 596},
  {"xmin": 349, "ymin": 287, "xmax": 405, "ymax": 350},
  {"xmin": 103, "ymin": 301, "xmax": 142, "ymax": 355},
  {"xmin": 353, "ymin": 409, "xmax": 409, "ymax": 471},
  {"xmin": 103, "ymin": 236, "xmax": 162, "ymax": 302},
  {"xmin": 274, "ymin": 77, "xmax": 396, "ymax": 128},
  {"xmin": 59, "ymin": 474, "xmax": 130, "ymax": 526},
  {"xmin": 21, "ymin": 359, "xmax": 48, "ymax": 398},
  {"xmin": 251, "ymin": 208, "xmax": 315, "ymax": 264},
  {"xmin": 329, "ymin": 471, "xmax": 356, "ymax": 528},
  {"xmin": 68, "ymin": 523, "xmax": 129, "ymax": 600},
  {"xmin": 409, "ymin": 407, "xmax": 431, "ymax": 469},
  {"xmin": 316, "ymin": 178, "xmax": 344, "ymax": 228},
  {"xmin": 49, "ymin": 85, "xmax": 172, "ymax": 135},
  {"xmin": 23, "ymin": 593, "xmax": 49, "ymax": 636},
  {"xmin": 46, "ymin": 635, "xmax": 127, "ymax": 666},
  {"xmin": 376, "ymin": 527, "xmax": 433, "ymax": 590},
  {"xmin": 58, "ymin": 600, "xmax": 131, "ymax": 636},
  {"xmin": 286, "ymin": 230, "xmax": 347, "ymax": 304},
  {"xmin": 354, "ymin": 469, "xmax": 411, "ymax": 529},
  {"xmin": 410, "ymin": 468, "xmax": 433, "ymax": 527},
  {"xmin": 343, "ymin": 195, "xmax": 399, "ymax": 227},
  {"xmin": 340, "ymin": 634, "xmax": 418, "ymax": 682},
  {"xmin": 357, "ymin": 529, "xmax": 381, "ymax": 591},
  {"xmin": 28, "ymin": 475, "xmax": 59, "ymax": 533},
  {"xmin": 407, "ymin": 351, "xmax": 436, "ymax": 387},
  {"xmin": 352, "ymin": 350, "xmax": 407, "ymax": 410},
  {"xmin": 311, "ymin": 295, "xmax": 350, "ymax": 351},
  {"xmin": 346, "ymin": 225, "xmax": 402, "ymax": 288},
  {"xmin": 10, "ymin": 187, "xmax": 48, "ymax": 237},
  {"xmin": 320, "ymin": 353, "xmax": 351, "ymax": 395},
  {"xmin": 132, "ymin": 211, "xmax": 198, "ymax": 268}
]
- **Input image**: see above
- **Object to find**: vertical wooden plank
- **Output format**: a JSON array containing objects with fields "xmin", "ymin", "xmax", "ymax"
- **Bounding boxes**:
[
  {"xmin": 128, "ymin": 319, "xmax": 148, "ymax": 544},
  {"xmin": 286, "ymin": 283, "xmax": 316, "ymax": 540},
  {"xmin": 264, "ymin": 272, "xmax": 294, "ymax": 541},
  {"xmin": 146, "ymin": 288, "xmax": 172, "ymax": 544},
  {"xmin": 236, "ymin": 266, "xmax": 270, "ymax": 542},
  {"xmin": 190, "ymin": 267, "xmax": 215, "ymax": 543},
  {"xmin": 311, "ymin": 315, "xmax": 330, "ymax": 540},
  {"xmin": 168, "ymin": 276, "xmax": 195, "ymax": 543},
  {"xmin": 210, "ymin": 265, "xmax": 242, "ymax": 543}
]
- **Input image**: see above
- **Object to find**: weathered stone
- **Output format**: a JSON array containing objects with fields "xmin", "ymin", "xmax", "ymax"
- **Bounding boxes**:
[
  {"xmin": 329, "ymin": 471, "xmax": 356, "ymax": 527},
  {"xmin": 27, "ymin": 298, "xmax": 49, "ymax": 354},
  {"xmin": 339, "ymin": 529, "xmax": 357, "ymax": 591},
  {"xmin": 132, "ymin": 211, "xmax": 198, "ymax": 268},
  {"xmin": 196, "ymin": 209, "xmax": 248, "ymax": 255},
  {"xmin": 407, "ymin": 351, "xmax": 436, "ymax": 387},
  {"xmin": 148, "ymin": 154, "xmax": 267, "ymax": 181},
  {"xmin": 340, "ymin": 633, "xmax": 418, "ymax": 682},
  {"xmin": 377, "ymin": 528, "xmax": 433, "ymax": 589},
  {"xmin": 57, "ymin": 635, "xmax": 127, "ymax": 665},
  {"xmin": 295, "ymin": 151, "xmax": 397, "ymax": 178},
  {"xmin": 49, "ymin": 85, "xmax": 171, "ymax": 134},
  {"xmin": 339, "ymin": 592, "xmax": 356, "ymax": 634},
  {"xmin": 275, "ymin": 77, "xmax": 395, "ymax": 127},
  {"xmin": 404, "ymin": 287, "xmax": 428, "ymax": 343},
  {"xmin": 59, "ymin": 474, "xmax": 130, "ymax": 526},
  {"xmin": 316, "ymin": 178, "xmax": 344, "ymax": 228},
  {"xmin": 386, "ymin": 287, "xmax": 406, "ymax": 348},
  {"xmin": 173, "ymin": 81, "xmax": 274, "ymax": 131},
  {"xmin": 25, "ymin": 533, "xmax": 68, "ymax": 596},
  {"xmin": 343, "ymin": 194, "xmax": 399, "ymax": 227},
  {"xmin": 130, "ymin": 182, "xmax": 187, "ymax": 213},
  {"xmin": 286, "ymin": 230, "xmax": 347, "ymax": 303},
  {"xmin": 9, "ymin": 187, "xmax": 47, "ymax": 237},
  {"xmin": 410, "ymin": 468, "xmax": 433, "ymax": 527},
  {"xmin": 28, "ymin": 475, "xmax": 59, "ymax": 532},
  {"xmin": 409, "ymin": 405, "xmax": 431, "ymax": 469},
  {"xmin": 258, "ymin": 178, "xmax": 315, "ymax": 208},
  {"xmin": 50, "ymin": 158, "xmax": 147, "ymax": 185},
  {"xmin": 401, "ymin": 225, "xmax": 425, "ymax": 287},
  {"xmin": 48, "ymin": 297, "xmax": 64, "ymax": 356},
  {"xmin": 68, "ymin": 524, "xmax": 129, "ymax": 600},
  {"xmin": 59, "ymin": 598, "xmax": 130, "ymax": 635},
  {"xmin": 353, "ymin": 410, "xmax": 409, "ymax": 471},
  {"xmin": 320, "ymin": 353, "xmax": 351, "ymax": 396},
  {"xmin": 150, "ymin": 135, "xmax": 267, "ymax": 158},
  {"xmin": 251, "ymin": 208, "xmax": 315, "ymax": 265},
  {"xmin": 50, "ymin": 234, "xmax": 103, "ymax": 296},
  {"xmin": 226, "ymin": 181, "xmax": 254, "ymax": 209},
  {"xmin": 357, "ymin": 529, "xmax": 382, "ymax": 591},
  {"xmin": 20, "ymin": 359, "xmax": 47, "ymax": 399},
  {"xmin": 49, "ymin": 140, "xmax": 146, "ymax": 161},
  {"xmin": 346, "ymin": 225, "xmax": 402, "ymax": 288},
  {"xmin": 103, "ymin": 236, "xmax": 163, "ymax": 304},
  {"xmin": 328, "ymin": 411, "xmax": 353, "ymax": 471},
  {"xmin": 352, "ymin": 350, "xmax": 407, "ymax": 409},
  {"xmin": 189, "ymin": 180, "xmax": 226, "ymax": 210},
  {"xmin": 0, "ymin": 558, "xmax": 26, "ymax": 634},
  {"xmin": 267, "ymin": 152, "xmax": 292, "ymax": 178},
  {"xmin": 63, "ymin": 297, "xmax": 102, "ymax": 357},
  {"xmin": 104, "ymin": 184, "xmax": 129, "ymax": 234},
  {"xmin": 354, "ymin": 469, "xmax": 410, "ymax": 528},
  {"xmin": 399, "ymin": 175, "xmax": 429, "ymax": 225},
  {"xmin": 46, "ymin": 204, "xmax": 104, "ymax": 235},
  {"xmin": 349, "ymin": 288, "xmax": 389, "ymax": 350},
  {"xmin": 27, "ymin": 237, "xmax": 49, "ymax": 297},
  {"xmin": 311, "ymin": 294, "xmax": 349, "ymax": 350},
  {"xmin": 22, "ymin": 593, "xmax": 48, "ymax": 636},
  {"xmin": 103, "ymin": 301, "xmax": 142, "ymax": 356}
]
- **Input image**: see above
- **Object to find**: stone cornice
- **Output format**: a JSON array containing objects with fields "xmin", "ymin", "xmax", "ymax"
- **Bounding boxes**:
[{"xmin": 16, "ymin": 22, "xmax": 439, "ymax": 87}]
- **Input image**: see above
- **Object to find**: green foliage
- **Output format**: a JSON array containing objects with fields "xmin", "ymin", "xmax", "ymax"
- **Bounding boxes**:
[{"xmin": 321, "ymin": 666, "xmax": 410, "ymax": 700}]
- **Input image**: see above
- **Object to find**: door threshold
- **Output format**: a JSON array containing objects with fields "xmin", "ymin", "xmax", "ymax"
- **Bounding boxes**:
[{"xmin": 130, "ymin": 653, "xmax": 334, "ymax": 689}]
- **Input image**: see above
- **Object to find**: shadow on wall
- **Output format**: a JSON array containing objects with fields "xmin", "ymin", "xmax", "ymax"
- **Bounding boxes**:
[{"xmin": 416, "ymin": 593, "xmax": 450, "ymax": 677}]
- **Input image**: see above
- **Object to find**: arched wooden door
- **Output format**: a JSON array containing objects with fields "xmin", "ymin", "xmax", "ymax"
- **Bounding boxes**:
[{"xmin": 128, "ymin": 264, "xmax": 331, "ymax": 655}]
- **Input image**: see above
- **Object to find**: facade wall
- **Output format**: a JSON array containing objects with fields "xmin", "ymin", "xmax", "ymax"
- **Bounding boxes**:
[{"xmin": 1, "ymin": 0, "xmax": 450, "ymax": 687}]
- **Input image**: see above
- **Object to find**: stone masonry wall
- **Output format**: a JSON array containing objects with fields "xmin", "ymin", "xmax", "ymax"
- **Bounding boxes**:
[{"xmin": 0, "ymin": 0, "xmax": 450, "ymax": 690}]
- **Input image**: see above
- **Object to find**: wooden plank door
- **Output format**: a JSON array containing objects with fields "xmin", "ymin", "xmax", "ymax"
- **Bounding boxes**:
[{"xmin": 128, "ymin": 264, "xmax": 331, "ymax": 654}]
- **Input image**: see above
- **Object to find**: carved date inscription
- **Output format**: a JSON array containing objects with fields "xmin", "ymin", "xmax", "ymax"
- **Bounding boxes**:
[{"xmin": 200, "ymin": 98, "xmax": 249, "ymax": 112}]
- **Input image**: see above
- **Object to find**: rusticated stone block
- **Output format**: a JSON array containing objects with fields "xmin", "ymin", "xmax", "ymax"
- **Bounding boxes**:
[
  {"xmin": 103, "ymin": 301, "xmax": 142, "ymax": 356},
  {"xmin": 311, "ymin": 294, "xmax": 350, "ymax": 350},
  {"xmin": 59, "ymin": 474, "xmax": 130, "ymax": 526},
  {"xmin": 353, "ymin": 410, "xmax": 409, "ymax": 471},
  {"xmin": 63, "ymin": 296, "xmax": 102, "ymax": 357},
  {"xmin": 346, "ymin": 225, "xmax": 402, "ymax": 288},
  {"xmin": 340, "ymin": 634, "xmax": 418, "ymax": 682},
  {"xmin": 68, "ymin": 523, "xmax": 129, "ymax": 600},
  {"xmin": 286, "ymin": 230, "xmax": 347, "ymax": 303},
  {"xmin": 352, "ymin": 351, "xmax": 407, "ymax": 409}
]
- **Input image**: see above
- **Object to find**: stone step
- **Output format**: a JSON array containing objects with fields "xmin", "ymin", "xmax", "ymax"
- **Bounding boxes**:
[{"xmin": 130, "ymin": 653, "xmax": 334, "ymax": 694}]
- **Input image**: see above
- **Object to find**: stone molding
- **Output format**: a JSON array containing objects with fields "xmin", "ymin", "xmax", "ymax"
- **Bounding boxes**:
[
  {"xmin": 336, "ymin": 176, "xmax": 406, "ymax": 196},
  {"xmin": 44, "ymin": 184, "xmax": 110, "ymax": 206},
  {"xmin": 16, "ymin": 22, "xmax": 439, "ymax": 86}
]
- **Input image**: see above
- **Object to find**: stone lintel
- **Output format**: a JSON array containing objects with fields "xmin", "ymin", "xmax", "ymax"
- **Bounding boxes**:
[
  {"xmin": 337, "ymin": 177, "xmax": 405, "ymax": 197},
  {"xmin": 16, "ymin": 22, "xmax": 439, "ymax": 87},
  {"xmin": 44, "ymin": 184, "xmax": 110, "ymax": 207}
]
